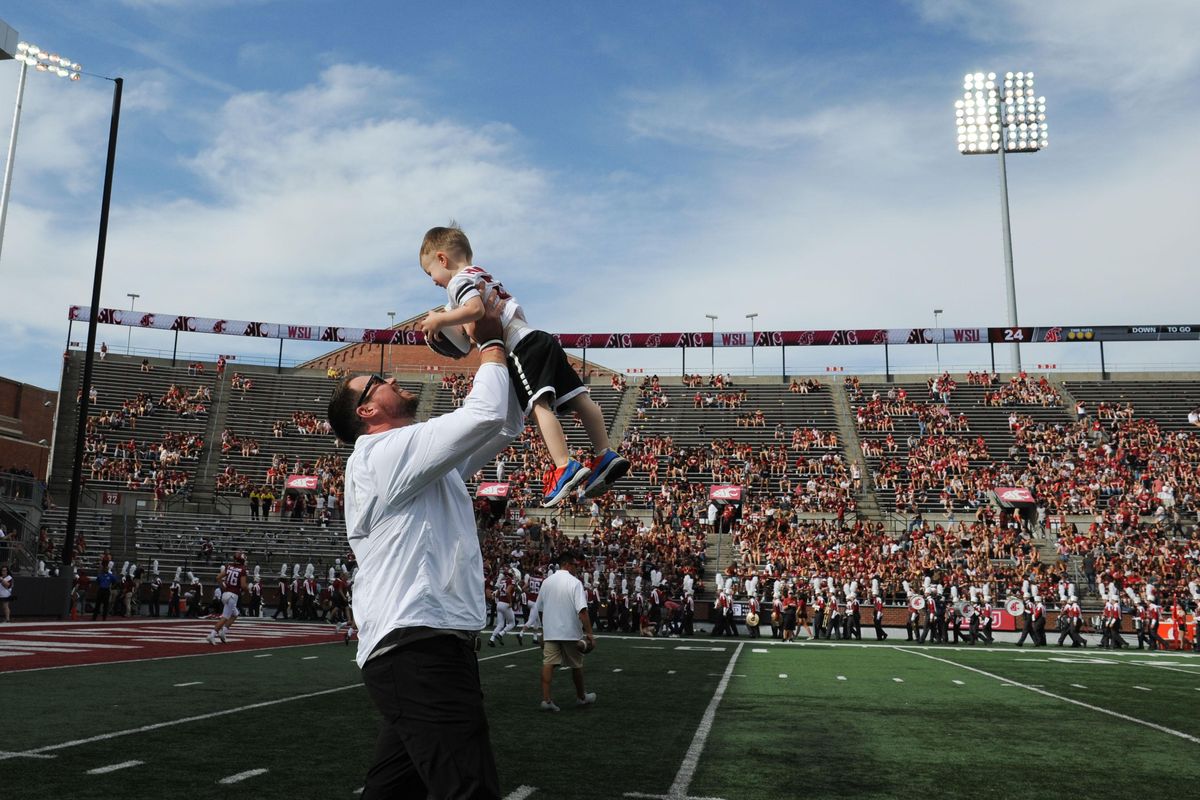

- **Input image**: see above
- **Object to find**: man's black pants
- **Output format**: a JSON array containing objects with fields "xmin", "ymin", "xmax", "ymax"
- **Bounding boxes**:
[
  {"xmin": 360, "ymin": 635, "xmax": 500, "ymax": 800},
  {"xmin": 92, "ymin": 588, "xmax": 110, "ymax": 620}
]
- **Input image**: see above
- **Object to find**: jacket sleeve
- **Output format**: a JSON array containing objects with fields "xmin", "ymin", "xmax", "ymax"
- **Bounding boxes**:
[{"xmin": 374, "ymin": 363, "xmax": 509, "ymax": 505}]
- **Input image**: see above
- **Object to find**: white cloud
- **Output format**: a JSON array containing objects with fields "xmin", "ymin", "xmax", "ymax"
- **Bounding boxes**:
[
  {"xmin": 1, "ymin": 63, "xmax": 576, "ymax": 387},
  {"xmin": 912, "ymin": 0, "xmax": 1200, "ymax": 98}
]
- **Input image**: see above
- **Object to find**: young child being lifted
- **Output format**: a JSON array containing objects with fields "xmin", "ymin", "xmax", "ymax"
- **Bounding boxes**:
[{"xmin": 418, "ymin": 225, "xmax": 629, "ymax": 507}]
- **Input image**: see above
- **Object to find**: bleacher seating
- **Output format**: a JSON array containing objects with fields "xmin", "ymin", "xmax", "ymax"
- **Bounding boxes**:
[
  {"xmin": 216, "ymin": 369, "xmax": 423, "ymax": 499},
  {"xmin": 43, "ymin": 353, "xmax": 1199, "ymax": 611},
  {"xmin": 626, "ymin": 376, "xmax": 850, "ymax": 513},
  {"xmin": 850, "ymin": 374, "xmax": 1068, "ymax": 516},
  {"xmin": 76, "ymin": 360, "xmax": 215, "ymax": 500}
]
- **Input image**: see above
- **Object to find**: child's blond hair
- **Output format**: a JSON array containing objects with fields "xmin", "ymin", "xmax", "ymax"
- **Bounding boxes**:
[{"xmin": 419, "ymin": 224, "xmax": 473, "ymax": 264}]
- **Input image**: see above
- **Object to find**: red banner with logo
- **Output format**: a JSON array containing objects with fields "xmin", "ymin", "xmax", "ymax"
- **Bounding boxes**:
[
  {"xmin": 285, "ymin": 475, "xmax": 319, "ymax": 491},
  {"xmin": 710, "ymin": 485, "xmax": 743, "ymax": 501},
  {"xmin": 477, "ymin": 482, "xmax": 510, "ymax": 498},
  {"xmin": 101, "ymin": 491, "xmax": 121, "ymax": 506},
  {"xmin": 65, "ymin": 306, "xmax": 1200, "ymax": 347},
  {"xmin": 995, "ymin": 486, "xmax": 1035, "ymax": 504}
]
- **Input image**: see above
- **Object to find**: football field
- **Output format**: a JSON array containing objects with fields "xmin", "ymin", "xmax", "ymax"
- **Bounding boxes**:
[{"xmin": 3, "ymin": 623, "xmax": 1200, "ymax": 799}]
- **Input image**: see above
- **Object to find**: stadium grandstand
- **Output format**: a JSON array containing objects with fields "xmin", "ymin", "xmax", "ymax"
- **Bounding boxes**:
[{"xmin": 4, "ymin": 312, "xmax": 1193, "ymax": 638}]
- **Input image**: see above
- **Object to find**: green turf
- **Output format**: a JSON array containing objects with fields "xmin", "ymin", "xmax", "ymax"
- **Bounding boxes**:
[{"xmin": 4, "ymin": 637, "xmax": 1199, "ymax": 799}]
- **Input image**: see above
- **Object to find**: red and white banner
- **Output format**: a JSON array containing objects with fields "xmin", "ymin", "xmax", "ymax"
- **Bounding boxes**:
[
  {"xmin": 477, "ymin": 482, "xmax": 510, "ymax": 498},
  {"xmin": 709, "ymin": 485, "xmax": 743, "ymax": 501},
  {"xmin": 101, "ymin": 491, "xmax": 121, "ymax": 506},
  {"xmin": 64, "ymin": 306, "xmax": 1200, "ymax": 348},
  {"xmin": 995, "ymin": 486, "xmax": 1035, "ymax": 504},
  {"xmin": 285, "ymin": 475, "xmax": 319, "ymax": 491}
]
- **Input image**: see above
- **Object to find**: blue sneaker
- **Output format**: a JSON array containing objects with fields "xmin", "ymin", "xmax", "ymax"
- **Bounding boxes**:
[
  {"xmin": 582, "ymin": 450, "xmax": 631, "ymax": 498},
  {"xmin": 542, "ymin": 460, "xmax": 591, "ymax": 507}
]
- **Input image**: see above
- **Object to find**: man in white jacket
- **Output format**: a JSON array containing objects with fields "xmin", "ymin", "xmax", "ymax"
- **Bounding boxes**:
[{"xmin": 328, "ymin": 287, "xmax": 520, "ymax": 800}]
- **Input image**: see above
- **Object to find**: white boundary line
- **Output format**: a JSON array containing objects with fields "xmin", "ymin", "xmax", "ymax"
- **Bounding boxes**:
[
  {"xmin": 668, "ymin": 641, "xmax": 743, "ymax": 797},
  {"xmin": 502, "ymin": 786, "xmax": 538, "ymax": 800},
  {"xmin": 895, "ymin": 647, "xmax": 1200, "ymax": 745},
  {"xmin": 218, "ymin": 767, "xmax": 269, "ymax": 784},
  {"xmin": 0, "ymin": 638, "xmax": 334, "ymax": 675},
  {"xmin": 0, "ymin": 635, "xmax": 534, "ymax": 763},
  {"xmin": 0, "ymin": 684, "xmax": 363, "ymax": 761},
  {"xmin": 0, "ymin": 749, "xmax": 55, "ymax": 759},
  {"xmin": 623, "ymin": 642, "xmax": 743, "ymax": 800},
  {"xmin": 86, "ymin": 759, "xmax": 144, "ymax": 774}
]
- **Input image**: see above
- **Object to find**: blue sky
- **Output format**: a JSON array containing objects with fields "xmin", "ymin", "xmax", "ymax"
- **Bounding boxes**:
[{"xmin": 2, "ymin": 0, "xmax": 1199, "ymax": 389}]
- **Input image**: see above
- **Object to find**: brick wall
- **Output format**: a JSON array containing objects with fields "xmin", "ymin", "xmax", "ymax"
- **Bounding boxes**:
[{"xmin": 0, "ymin": 376, "xmax": 57, "ymax": 479}]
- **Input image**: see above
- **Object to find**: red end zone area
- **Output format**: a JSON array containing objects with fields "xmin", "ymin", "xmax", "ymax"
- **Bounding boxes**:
[{"xmin": 0, "ymin": 618, "xmax": 344, "ymax": 672}]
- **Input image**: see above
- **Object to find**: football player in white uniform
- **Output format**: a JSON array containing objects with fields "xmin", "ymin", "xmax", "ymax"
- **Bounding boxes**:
[{"xmin": 207, "ymin": 552, "xmax": 248, "ymax": 645}]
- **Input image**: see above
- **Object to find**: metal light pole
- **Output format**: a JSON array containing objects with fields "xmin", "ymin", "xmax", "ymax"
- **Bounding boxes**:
[
  {"xmin": 933, "ymin": 308, "xmax": 943, "ymax": 373},
  {"xmin": 705, "ymin": 314, "xmax": 718, "ymax": 376},
  {"xmin": 0, "ymin": 42, "xmax": 81, "ymax": 267},
  {"xmin": 125, "ymin": 292, "xmax": 139, "ymax": 354},
  {"xmin": 386, "ymin": 311, "xmax": 395, "ymax": 373},
  {"xmin": 745, "ymin": 312, "xmax": 758, "ymax": 376},
  {"xmin": 955, "ymin": 70, "xmax": 1047, "ymax": 374},
  {"xmin": 63, "ymin": 75, "xmax": 122, "ymax": 569}
]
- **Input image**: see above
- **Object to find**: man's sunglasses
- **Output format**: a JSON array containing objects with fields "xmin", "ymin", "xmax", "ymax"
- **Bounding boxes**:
[{"xmin": 356, "ymin": 374, "xmax": 386, "ymax": 408}]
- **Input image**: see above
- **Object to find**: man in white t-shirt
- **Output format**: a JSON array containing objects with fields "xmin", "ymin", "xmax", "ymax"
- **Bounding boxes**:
[{"xmin": 536, "ymin": 551, "xmax": 596, "ymax": 712}]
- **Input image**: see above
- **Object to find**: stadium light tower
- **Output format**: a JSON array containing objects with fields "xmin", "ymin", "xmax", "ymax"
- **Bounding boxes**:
[
  {"xmin": 745, "ymin": 313, "xmax": 758, "ymax": 376},
  {"xmin": 386, "ymin": 311, "xmax": 396, "ymax": 373},
  {"xmin": 933, "ymin": 308, "xmax": 943, "ymax": 373},
  {"xmin": 0, "ymin": 41, "xmax": 82, "ymax": 267},
  {"xmin": 705, "ymin": 314, "xmax": 718, "ymax": 375},
  {"xmin": 955, "ymin": 70, "xmax": 1048, "ymax": 373},
  {"xmin": 125, "ymin": 293, "xmax": 139, "ymax": 353}
]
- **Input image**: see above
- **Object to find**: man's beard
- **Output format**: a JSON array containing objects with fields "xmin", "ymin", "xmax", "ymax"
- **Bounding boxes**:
[{"xmin": 399, "ymin": 393, "xmax": 420, "ymax": 419}]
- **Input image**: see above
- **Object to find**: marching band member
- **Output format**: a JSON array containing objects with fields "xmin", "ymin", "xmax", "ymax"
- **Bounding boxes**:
[
  {"xmin": 825, "ymin": 591, "xmax": 842, "ymax": 640},
  {"xmin": 746, "ymin": 593, "xmax": 762, "ymax": 639},
  {"xmin": 1032, "ymin": 596, "xmax": 1047, "ymax": 646},
  {"xmin": 812, "ymin": 591, "xmax": 826, "ymax": 640},
  {"xmin": 966, "ymin": 601, "xmax": 980, "ymax": 645},
  {"xmin": 980, "ymin": 598, "xmax": 994, "ymax": 644},
  {"xmin": 1056, "ymin": 595, "xmax": 1086, "ymax": 648},
  {"xmin": 843, "ymin": 593, "xmax": 861, "ymax": 640},
  {"xmin": 873, "ymin": 594, "xmax": 887, "ymax": 640},
  {"xmin": 1145, "ymin": 599, "xmax": 1165, "ymax": 650}
]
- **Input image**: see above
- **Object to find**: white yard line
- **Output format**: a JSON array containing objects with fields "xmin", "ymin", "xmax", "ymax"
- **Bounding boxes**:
[
  {"xmin": 896, "ymin": 647, "xmax": 1200, "ymax": 746},
  {"xmin": 218, "ymin": 768, "xmax": 268, "ymax": 784},
  {"xmin": 0, "ymin": 639, "xmax": 333, "ymax": 675},
  {"xmin": 173, "ymin": 681, "xmax": 203, "ymax": 687},
  {"xmin": 1124, "ymin": 661, "xmax": 1200, "ymax": 677},
  {"xmin": 625, "ymin": 642, "xmax": 743, "ymax": 800},
  {"xmin": 86, "ymin": 760, "xmax": 143, "ymax": 774},
  {"xmin": 503, "ymin": 786, "xmax": 538, "ymax": 800},
  {"xmin": 0, "ymin": 684, "xmax": 363, "ymax": 761},
  {"xmin": 0, "ymin": 750, "xmax": 55, "ymax": 759}
]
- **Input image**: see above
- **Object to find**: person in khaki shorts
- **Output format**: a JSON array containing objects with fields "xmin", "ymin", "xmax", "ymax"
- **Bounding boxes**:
[{"xmin": 537, "ymin": 551, "xmax": 596, "ymax": 711}]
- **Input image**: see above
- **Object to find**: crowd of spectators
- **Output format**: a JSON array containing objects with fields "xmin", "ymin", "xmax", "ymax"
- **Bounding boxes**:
[
  {"xmin": 724, "ymin": 511, "xmax": 1045, "ymax": 605},
  {"xmin": 981, "ymin": 373, "xmax": 1062, "ymax": 407}
]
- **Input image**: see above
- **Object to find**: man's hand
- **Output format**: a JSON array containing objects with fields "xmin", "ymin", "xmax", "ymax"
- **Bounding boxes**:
[
  {"xmin": 418, "ymin": 311, "xmax": 444, "ymax": 340},
  {"xmin": 466, "ymin": 280, "xmax": 506, "ymax": 345}
]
